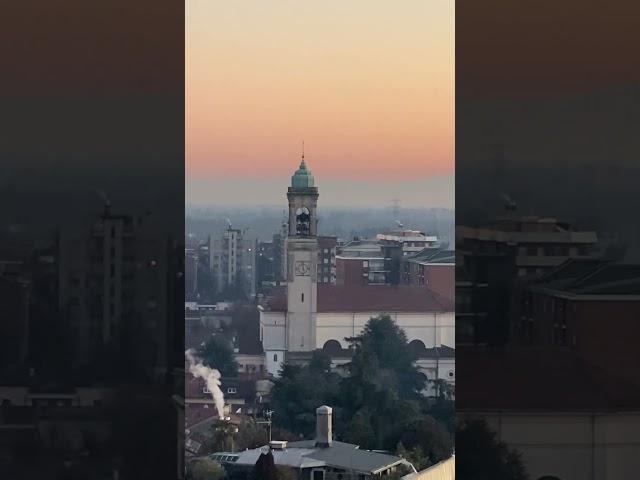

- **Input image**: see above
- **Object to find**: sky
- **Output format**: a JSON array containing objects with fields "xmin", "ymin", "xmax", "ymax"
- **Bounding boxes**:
[{"xmin": 186, "ymin": 0, "xmax": 454, "ymax": 208}]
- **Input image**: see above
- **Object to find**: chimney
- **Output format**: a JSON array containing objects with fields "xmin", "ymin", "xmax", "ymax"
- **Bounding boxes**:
[{"xmin": 315, "ymin": 405, "xmax": 332, "ymax": 448}]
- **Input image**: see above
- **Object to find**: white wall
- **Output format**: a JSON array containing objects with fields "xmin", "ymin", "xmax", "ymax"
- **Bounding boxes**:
[
  {"xmin": 265, "ymin": 350, "xmax": 285, "ymax": 377},
  {"xmin": 315, "ymin": 312, "xmax": 454, "ymax": 350},
  {"xmin": 260, "ymin": 311, "xmax": 286, "ymax": 350},
  {"xmin": 416, "ymin": 357, "xmax": 455, "ymax": 397},
  {"xmin": 471, "ymin": 412, "xmax": 640, "ymax": 480}
]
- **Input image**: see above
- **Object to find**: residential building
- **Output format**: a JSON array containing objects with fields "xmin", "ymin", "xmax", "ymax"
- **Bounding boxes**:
[
  {"xmin": 377, "ymin": 228, "xmax": 438, "ymax": 256},
  {"xmin": 402, "ymin": 248, "xmax": 455, "ymax": 300},
  {"xmin": 317, "ymin": 236, "xmax": 337, "ymax": 285},
  {"xmin": 210, "ymin": 226, "xmax": 256, "ymax": 299},
  {"xmin": 58, "ymin": 201, "xmax": 171, "ymax": 379},
  {"xmin": 457, "ymin": 206, "xmax": 597, "ymax": 278},
  {"xmin": 213, "ymin": 406, "xmax": 416, "ymax": 480},
  {"xmin": 256, "ymin": 239, "xmax": 277, "ymax": 292},
  {"xmin": 514, "ymin": 258, "xmax": 640, "ymax": 388},
  {"xmin": 335, "ymin": 239, "xmax": 402, "ymax": 286},
  {"xmin": 458, "ymin": 347, "xmax": 640, "ymax": 480},
  {"xmin": 184, "ymin": 248, "xmax": 198, "ymax": 300}
]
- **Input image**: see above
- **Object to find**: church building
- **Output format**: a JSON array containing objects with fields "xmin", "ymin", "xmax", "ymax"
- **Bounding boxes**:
[{"xmin": 259, "ymin": 158, "xmax": 455, "ymax": 386}]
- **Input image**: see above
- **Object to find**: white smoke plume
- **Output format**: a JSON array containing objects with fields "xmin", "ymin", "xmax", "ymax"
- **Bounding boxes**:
[{"xmin": 185, "ymin": 349, "xmax": 225, "ymax": 418}]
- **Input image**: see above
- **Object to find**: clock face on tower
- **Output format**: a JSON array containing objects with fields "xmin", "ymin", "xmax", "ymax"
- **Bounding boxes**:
[{"xmin": 294, "ymin": 261, "xmax": 311, "ymax": 276}]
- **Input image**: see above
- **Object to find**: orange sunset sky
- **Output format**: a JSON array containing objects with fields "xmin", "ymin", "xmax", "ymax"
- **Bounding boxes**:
[{"xmin": 186, "ymin": 0, "xmax": 454, "ymax": 207}]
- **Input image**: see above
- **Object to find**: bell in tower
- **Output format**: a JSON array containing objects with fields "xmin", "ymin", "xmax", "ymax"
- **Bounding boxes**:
[{"xmin": 287, "ymin": 154, "xmax": 319, "ymax": 238}]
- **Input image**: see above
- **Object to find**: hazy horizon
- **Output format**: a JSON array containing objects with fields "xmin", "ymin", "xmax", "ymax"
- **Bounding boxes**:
[{"xmin": 186, "ymin": 172, "xmax": 454, "ymax": 209}]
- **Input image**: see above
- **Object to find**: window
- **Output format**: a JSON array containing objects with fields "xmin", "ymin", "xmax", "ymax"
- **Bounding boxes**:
[
  {"xmin": 301, "ymin": 293, "xmax": 304, "ymax": 302},
  {"xmin": 273, "ymin": 354, "xmax": 278, "ymax": 362},
  {"xmin": 227, "ymin": 387, "xmax": 237, "ymax": 394}
]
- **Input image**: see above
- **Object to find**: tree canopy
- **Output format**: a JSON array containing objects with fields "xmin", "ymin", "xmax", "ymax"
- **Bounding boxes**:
[
  {"xmin": 187, "ymin": 457, "xmax": 226, "ymax": 480},
  {"xmin": 456, "ymin": 418, "xmax": 529, "ymax": 480},
  {"xmin": 197, "ymin": 335, "xmax": 238, "ymax": 377},
  {"xmin": 269, "ymin": 315, "xmax": 453, "ymax": 466}
]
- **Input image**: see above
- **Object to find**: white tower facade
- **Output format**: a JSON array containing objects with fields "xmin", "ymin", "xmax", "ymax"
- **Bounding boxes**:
[{"xmin": 286, "ymin": 156, "xmax": 319, "ymax": 352}]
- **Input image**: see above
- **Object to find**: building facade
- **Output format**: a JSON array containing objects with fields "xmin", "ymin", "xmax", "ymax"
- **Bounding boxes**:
[
  {"xmin": 317, "ymin": 236, "xmax": 337, "ymax": 285},
  {"xmin": 210, "ymin": 225, "xmax": 256, "ymax": 299},
  {"xmin": 258, "ymin": 160, "xmax": 454, "ymax": 379}
]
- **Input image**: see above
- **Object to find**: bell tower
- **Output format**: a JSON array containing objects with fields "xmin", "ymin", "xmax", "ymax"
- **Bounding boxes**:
[{"xmin": 286, "ymin": 154, "xmax": 319, "ymax": 352}]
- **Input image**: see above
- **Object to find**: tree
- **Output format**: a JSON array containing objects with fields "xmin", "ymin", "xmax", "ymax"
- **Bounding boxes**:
[
  {"xmin": 206, "ymin": 420, "xmax": 239, "ymax": 453},
  {"xmin": 187, "ymin": 458, "xmax": 226, "ymax": 480},
  {"xmin": 236, "ymin": 418, "xmax": 269, "ymax": 451},
  {"xmin": 269, "ymin": 315, "xmax": 454, "ymax": 464},
  {"xmin": 338, "ymin": 315, "xmax": 444, "ymax": 452},
  {"xmin": 270, "ymin": 352, "xmax": 340, "ymax": 436},
  {"xmin": 346, "ymin": 315, "xmax": 426, "ymax": 398},
  {"xmin": 388, "ymin": 416, "xmax": 452, "ymax": 468},
  {"xmin": 426, "ymin": 395, "xmax": 455, "ymax": 436},
  {"xmin": 197, "ymin": 335, "xmax": 238, "ymax": 377},
  {"xmin": 343, "ymin": 409, "xmax": 376, "ymax": 449},
  {"xmin": 456, "ymin": 418, "xmax": 529, "ymax": 480},
  {"xmin": 397, "ymin": 442, "xmax": 430, "ymax": 472}
]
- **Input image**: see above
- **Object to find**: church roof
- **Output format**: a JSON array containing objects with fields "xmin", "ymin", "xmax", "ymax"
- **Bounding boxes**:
[
  {"xmin": 291, "ymin": 157, "xmax": 315, "ymax": 189},
  {"xmin": 266, "ymin": 285, "xmax": 453, "ymax": 313}
]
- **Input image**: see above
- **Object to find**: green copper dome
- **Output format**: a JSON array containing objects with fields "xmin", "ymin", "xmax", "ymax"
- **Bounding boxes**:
[{"xmin": 291, "ymin": 157, "xmax": 315, "ymax": 188}]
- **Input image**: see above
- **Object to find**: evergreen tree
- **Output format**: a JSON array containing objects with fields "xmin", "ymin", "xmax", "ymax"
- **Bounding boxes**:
[{"xmin": 456, "ymin": 418, "xmax": 529, "ymax": 480}]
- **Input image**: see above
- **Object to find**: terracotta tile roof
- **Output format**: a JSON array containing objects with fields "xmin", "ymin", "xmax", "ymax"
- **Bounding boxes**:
[
  {"xmin": 185, "ymin": 403, "xmax": 218, "ymax": 429},
  {"xmin": 266, "ymin": 285, "xmax": 453, "ymax": 313}
]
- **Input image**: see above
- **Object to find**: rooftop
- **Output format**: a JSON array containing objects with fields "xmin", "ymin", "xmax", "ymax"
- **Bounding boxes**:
[
  {"xmin": 266, "ymin": 285, "xmax": 453, "ymax": 313},
  {"xmin": 291, "ymin": 157, "xmax": 315, "ymax": 189},
  {"xmin": 533, "ymin": 258, "xmax": 640, "ymax": 295},
  {"xmin": 218, "ymin": 440, "xmax": 409, "ymax": 475},
  {"xmin": 405, "ymin": 248, "xmax": 455, "ymax": 265}
]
